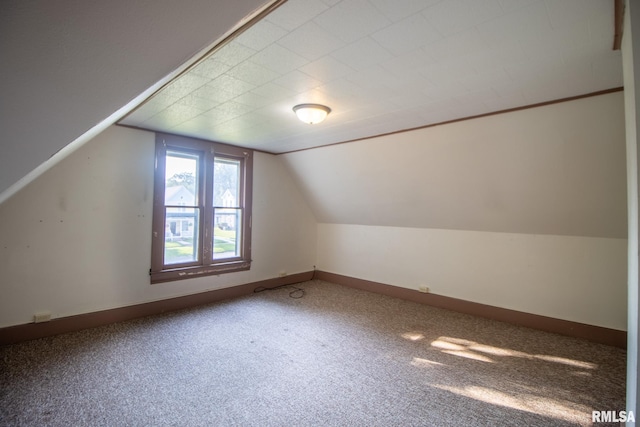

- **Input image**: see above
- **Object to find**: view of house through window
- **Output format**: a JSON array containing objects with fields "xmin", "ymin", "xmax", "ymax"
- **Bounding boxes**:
[
  {"xmin": 151, "ymin": 133, "xmax": 253, "ymax": 283},
  {"xmin": 213, "ymin": 158, "xmax": 242, "ymax": 259},
  {"xmin": 164, "ymin": 151, "xmax": 199, "ymax": 265}
]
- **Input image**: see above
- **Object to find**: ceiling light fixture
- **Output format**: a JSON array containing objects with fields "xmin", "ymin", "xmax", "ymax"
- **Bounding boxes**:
[{"xmin": 293, "ymin": 103, "xmax": 331, "ymax": 124}]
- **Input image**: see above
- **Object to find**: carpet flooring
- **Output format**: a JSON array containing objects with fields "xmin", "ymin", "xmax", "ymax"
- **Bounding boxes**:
[{"xmin": 0, "ymin": 280, "xmax": 627, "ymax": 426}]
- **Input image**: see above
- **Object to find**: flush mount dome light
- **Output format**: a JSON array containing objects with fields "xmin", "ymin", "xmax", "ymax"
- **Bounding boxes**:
[{"xmin": 293, "ymin": 103, "xmax": 331, "ymax": 124}]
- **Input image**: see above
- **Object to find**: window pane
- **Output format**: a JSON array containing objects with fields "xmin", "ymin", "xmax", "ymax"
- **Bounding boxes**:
[
  {"xmin": 213, "ymin": 208, "xmax": 241, "ymax": 259},
  {"xmin": 165, "ymin": 152, "xmax": 198, "ymax": 206},
  {"xmin": 165, "ymin": 207, "xmax": 199, "ymax": 265},
  {"xmin": 213, "ymin": 158, "xmax": 240, "ymax": 207}
]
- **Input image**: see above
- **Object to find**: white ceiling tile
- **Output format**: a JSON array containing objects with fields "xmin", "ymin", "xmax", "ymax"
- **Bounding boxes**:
[
  {"xmin": 458, "ymin": 68, "xmax": 512, "ymax": 92},
  {"xmin": 288, "ymin": 87, "xmax": 333, "ymax": 107},
  {"xmin": 299, "ymin": 56, "xmax": 355, "ymax": 82},
  {"xmin": 388, "ymin": 91, "xmax": 436, "ymax": 110},
  {"xmin": 465, "ymin": 41, "xmax": 526, "ymax": 74},
  {"xmin": 265, "ymin": 0, "xmax": 329, "ymax": 31},
  {"xmin": 420, "ymin": 82, "xmax": 471, "ymax": 102},
  {"xmin": 504, "ymin": 56, "xmax": 566, "ymax": 89},
  {"xmin": 553, "ymin": 21, "xmax": 592, "ymax": 53},
  {"xmin": 423, "ymin": 0, "xmax": 504, "ymax": 37},
  {"xmin": 190, "ymin": 85, "xmax": 236, "ymax": 105},
  {"xmin": 490, "ymin": 80, "xmax": 525, "ymax": 98},
  {"xmin": 233, "ymin": 91, "xmax": 274, "ymax": 109},
  {"xmin": 422, "ymin": 28, "xmax": 488, "ymax": 63},
  {"xmin": 379, "ymin": 48, "xmax": 435, "ymax": 82},
  {"xmin": 250, "ymin": 102, "xmax": 296, "ymax": 124},
  {"xmin": 236, "ymin": 107, "xmax": 271, "ymax": 128},
  {"xmin": 144, "ymin": 104, "xmax": 202, "ymax": 128},
  {"xmin": 176, "ymin": 116, "xmax": 217, "ymax": 134},
  {"xmin": 250, "ymin": 43, "xmax": 309, "ymax": 74},
  {"xmin": 497, "ymin": 0, "xmax": 542, "ymax": 14},
  {"xmin": 345, "ymin": 65, "xmax": 403, "ymax": 95},
  {"xmin": 454, "ymin": 87, "xmax": 498, "ymax": 107},
  {"xmin": 226, "ymin": 61, "xmax": 280, "ymax": 86},
  {"xmin": 476, "ymin": 1, "xmax": 551, "ymax": 46},
  {"xmin": 207, "ymin": 120, "xmax": 246, "ymax": 141},
  {"xmin": 369, "ymin": 0, "xmax": 442, "ymax": 23},
  {"xmin": 174, "ymin": 94, "xmax": 220, "ymax": 112},
  {"xmin": 250, "ymin": 82, "xmax": 296, "ymax": 101},
  {"xmin": 206, "ymin": 75, "xmax": 256, "ymax": 96},
  {"xmin": 189, "ymin": 58, "xmax": 231, "ymax": 79},
  {"xmin": 544, "ymin": 0, "xmax": 610, "ymax": 31},
  {"xmin": 234, "ymin": 20, "xmax": 288, "ymax": 51},
  {"xmin": 157, "ymin": 74, "xmax": 212, "ymax": 102},
  {"xmin": 273, "ymin": 70, "xmax": 323, "ymax": 93},
  {"xmin": 277, "ymin": 21, "xmax": 345, "ymax": 61},
  {"xmin": 371, "ymin": 13, "xmax": 443, "ymax": 55},
  {"xmin": 214, "ymin": 42, "xmax": 257, "ymax": 67},
  {"xmin": 313, "ymin": 0, "xmax": 391, "ymax": 43},
  {"xmin": 330, "ymin": 37, "xmax": 394, "ymax": 71},
  {"xmin": 419, "ymin": 56, "xmax": 474, "ymax": 83},
  {"xmin": 199, "ymin": 108, "xmax": 241, "ymax": 126},
  {"xmin": 211, "ymin": 100, "xmax": 255, "ymax": 117},
  {"xmin": 317, "ymin": 78, "xmax": 372, "ymax": 103}
]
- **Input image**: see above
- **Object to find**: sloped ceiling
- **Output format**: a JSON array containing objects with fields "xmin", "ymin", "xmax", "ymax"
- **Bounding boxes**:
[
  {"xmin": 281, "ymin": 91, "xmax": 627, "ymax": 238},
  {"xmin": 120, "ymin": 0, "xmax": 622, "ymax": 154},
  {"xmin": 0, "ymin": 0, "xmax": 273, "ymax": 200},
  {"xmin": 1, "ymin": 0, "xmax": 626, "ymax": 239}
]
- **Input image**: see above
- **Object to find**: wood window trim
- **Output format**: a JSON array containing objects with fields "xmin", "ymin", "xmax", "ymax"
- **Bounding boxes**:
[{"xmin": 150, "ymin": 132, "xmax": 253, "ymax": 284}]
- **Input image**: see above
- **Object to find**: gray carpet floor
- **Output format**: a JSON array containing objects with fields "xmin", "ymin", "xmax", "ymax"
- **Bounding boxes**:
[{"xmin": 0, "ymin": 280, "xmax": 626, "ymax": 426}]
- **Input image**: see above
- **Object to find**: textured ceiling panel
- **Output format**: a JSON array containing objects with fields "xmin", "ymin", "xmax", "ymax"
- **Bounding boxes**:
[{"xmin": 119, "ymin": 0, "xmax": 622, "ymax": 154}]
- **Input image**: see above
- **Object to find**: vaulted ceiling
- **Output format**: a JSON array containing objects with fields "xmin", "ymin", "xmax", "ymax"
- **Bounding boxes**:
[
  {"xmin": 0, "ymin": 0, "xmax": 623, "ymax": 201},
  {"xmin": 120, "ymin": 0, "xmax": 622, "ymax": 154}
]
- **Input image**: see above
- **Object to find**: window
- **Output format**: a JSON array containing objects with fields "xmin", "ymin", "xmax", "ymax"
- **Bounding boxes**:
[{"xmin": 150, "ymin": 133, "xmax": 253, "ymax": 283}]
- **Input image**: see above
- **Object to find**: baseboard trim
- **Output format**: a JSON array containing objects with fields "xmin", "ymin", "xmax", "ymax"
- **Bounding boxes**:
[
  {"xmin": 3, "ymin": 270, "xmax": 626, "ymax": 349},
  {"xmin": 314, "ymin": 270, "xmax": 627, "ymax": 349},
  {"xmin": 0, "ymin": 271, "xmax": 314, "ymax": 346}
]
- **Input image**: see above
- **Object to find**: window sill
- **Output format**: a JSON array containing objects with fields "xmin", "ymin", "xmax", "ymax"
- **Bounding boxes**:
[{"xmin": 150, "ymin": 261, "xmax": 251, "ymax": 284}]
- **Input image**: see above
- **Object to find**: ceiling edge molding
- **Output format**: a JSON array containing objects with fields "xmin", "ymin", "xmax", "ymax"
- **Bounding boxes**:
[{"xmin": 278, "ymin": 87, "xmax": 624, "ymax": 156}]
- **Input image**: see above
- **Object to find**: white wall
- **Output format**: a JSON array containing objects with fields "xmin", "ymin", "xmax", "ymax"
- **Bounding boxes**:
[
  {"xmin": 0, "ymin": 125, "xmax": 317, "ymax": 328},
  {"xmin": 623, "ymin": 0, "xmax": 640, "ymax": 418},
  {"xmin": 283, "ymin": 92, "xmax": 628, "ymax": 331},
  {"xmin": 317, "ymin": 224, "xmax": 627, "ymax": 330}
]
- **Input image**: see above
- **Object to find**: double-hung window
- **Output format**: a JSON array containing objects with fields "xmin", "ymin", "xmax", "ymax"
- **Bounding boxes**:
[{"xmin": 150, "ymin": 133, "xmax": 252, "ymax": 283}]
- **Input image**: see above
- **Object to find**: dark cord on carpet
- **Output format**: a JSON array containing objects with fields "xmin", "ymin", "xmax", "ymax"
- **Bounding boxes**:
[{"xmin": 253, "ymin": 283, "xmax": 305, "ymax": 298}]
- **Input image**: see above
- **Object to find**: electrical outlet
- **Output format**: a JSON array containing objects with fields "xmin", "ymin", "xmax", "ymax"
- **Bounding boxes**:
[
  {"xmin": 418, "ymin": 286, "xmax": 430, "ymax": 293},
  {"xmin": 34, "ymin": 311, "xmax": 51, "ymax": 323}
]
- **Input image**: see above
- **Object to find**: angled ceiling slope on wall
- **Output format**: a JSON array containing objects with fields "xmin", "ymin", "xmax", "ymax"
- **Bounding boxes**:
[
  {"xmin": 281, "ymin": 91, "xmax": 627, "ymax": 238},
  {"xmin": 0, "ymin": 0, "xmax": 276, "ymax": 204}
]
